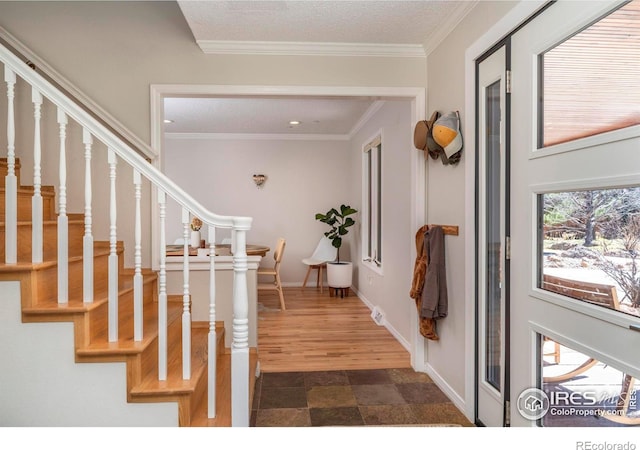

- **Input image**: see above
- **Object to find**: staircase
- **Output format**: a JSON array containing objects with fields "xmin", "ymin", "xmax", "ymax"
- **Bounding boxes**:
[
  {"xmin": 0, "ymin": 158, "xmax": 256, "ymax": 426},
  {"xmin": 0, "ymin": 35, "xmax": 256, "ymax": 426}
]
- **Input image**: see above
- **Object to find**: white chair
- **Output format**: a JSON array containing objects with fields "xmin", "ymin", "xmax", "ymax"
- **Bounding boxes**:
[
  {"xmin": 258, "ymin": 238, "xmax": 286, "ymax": 310},
  {"xmin": 302, "ymin": 236, "xmax": 337, "ymax": 293}
]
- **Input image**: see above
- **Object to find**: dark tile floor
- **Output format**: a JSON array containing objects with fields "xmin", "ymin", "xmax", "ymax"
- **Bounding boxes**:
[{"xmin": 250, "ymin": 368, "xmax": 474, "ymax": 427}]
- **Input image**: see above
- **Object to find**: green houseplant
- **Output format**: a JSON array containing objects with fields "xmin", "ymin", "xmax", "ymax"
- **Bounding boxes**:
[
  {"xmin": 315, "ymin": 205, "xmax": 357, "ymax": 291},
  {"xmin": 315, "ymin": 204, "xmax": 357, "ymax": 262}
]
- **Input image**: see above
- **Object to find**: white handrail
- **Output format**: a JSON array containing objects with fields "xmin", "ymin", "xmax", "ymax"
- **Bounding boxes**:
[
  {"xmin": 1, "ymin": 38, "xmax": 252, "ymax": 426},
  {"xmin": 0, "ymin": 44, "xmax": 252, "ymax": 231}
]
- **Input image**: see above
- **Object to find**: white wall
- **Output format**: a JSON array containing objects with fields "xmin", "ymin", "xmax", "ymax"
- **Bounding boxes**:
[
  {"xmin": 425, "ymin": 0, "xmax": 519, "ymax": 414},
  {"xmin": 0, "ymin": 282, "xmax": 177, "ymax": 426},
  {"xmin": 164, "ymin": 136, "xmax": 351, "ymax": 284},
  {"xmin": 350, "ymin": 100, "xmax": 414, "ymax": 349}
]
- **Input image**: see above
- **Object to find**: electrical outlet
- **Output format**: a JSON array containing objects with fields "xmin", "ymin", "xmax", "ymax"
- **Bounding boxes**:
[{"xmin": 371, "ymin": 306, "xmax": 384, "ymax": 325}]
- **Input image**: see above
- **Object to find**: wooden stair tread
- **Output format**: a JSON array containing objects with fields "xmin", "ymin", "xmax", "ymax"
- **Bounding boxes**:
[
  {"xmin": 77, "ymin": 301, "xmax": 181, "ymax": 357},
  {"xmin": 0, "ymin": 184, "xmax": 55, "ymax": 194},
  {"xmin": 0, "ymin": 218, "xmax": 86, "ymax": 262},
  {"xmin": 0, "ymin": 184, "xmax": 57, "ymax": 221},
  {"xmin": 0, "ymin": 218, "xmax": 85, "ymax": 227},
  {"xmin": 0, "ymin": 241, "xmax": 120, "ymax": 272},
  {"xmin": 130, "ymin": 324, "xmax": 216, "ymax": 396},
  {"xmin": 22, "ymin": 270, "xmax": 157, "ymax": 314}
]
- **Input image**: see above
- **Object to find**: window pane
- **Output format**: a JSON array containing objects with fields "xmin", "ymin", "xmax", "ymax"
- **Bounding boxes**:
[
  {"xmin": 486, "ymin": 80, "xmax": 502, "ymax": 390},
  {"xmin": 375, "ymin": 143, "xmax": 382, "ymax": 264},
  {"xmin": 539, "ymin": 336, "xmax": 638, "ymax": 427},
  {"xmin": 367, "ymin": 151, "xmax": 372, "ymax": 257},
  {"xmin": 363, "ymin": 139, "xmax": 382, "ymax": 267},
  {"xmin": 539, "ymin": 187, "xmax": 640, "ymax": 319},
  {"xmin": 540, "ymin": 2, "xmax": 640, "ymax": 147}
]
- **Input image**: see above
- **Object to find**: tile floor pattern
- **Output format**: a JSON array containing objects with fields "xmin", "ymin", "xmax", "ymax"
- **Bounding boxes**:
[{"xmin": 250, "ymin": 368, "xmax": 474, "ymax": 427}]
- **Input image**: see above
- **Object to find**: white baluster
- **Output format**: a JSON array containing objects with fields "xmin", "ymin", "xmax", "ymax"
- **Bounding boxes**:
[
  {"xmin": 82, "ymin": 129, "xmax": 93, "ymax": 303},
  {"xmin": 31, "ymin": 88, "xmax": 43, "ymax": 264},
  {"xmin": 4, "ymin": 67, "xmax": 17, "ymax": 265},
  {"xmin": 158, "ymin": 190, "xmax": 167, "ymax": 381},
  {"xmin": 108, "ymin": 149, "xmax": 118, "ymax": 342},
  {"xmin": 208, "ymin": 226, "xmax": 217, "ymax": 418},
  {"xmin": 231, "ymin": 223, "xmax": 250, "ymax": 427},
  {"xmin": 182, "ymin": 208, "xmax": 191, "ymax": 380},
  {"xmin": 133, "ymin": 169, "xmax": 143, "ymax": 341},
  {"xmin": 57, "ymin": 108, "xmax": 68, "ymax": 303}
]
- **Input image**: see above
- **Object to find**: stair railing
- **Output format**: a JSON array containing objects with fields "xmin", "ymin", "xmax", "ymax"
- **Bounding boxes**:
[{"xmin": 1, "ymin": 42, "xmax": 252, "ymax": 426}]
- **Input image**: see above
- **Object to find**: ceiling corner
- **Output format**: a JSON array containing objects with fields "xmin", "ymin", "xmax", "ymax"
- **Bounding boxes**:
[{"xmin": 423, "ymin": 0, "xmax": 480, "ymax": 57}]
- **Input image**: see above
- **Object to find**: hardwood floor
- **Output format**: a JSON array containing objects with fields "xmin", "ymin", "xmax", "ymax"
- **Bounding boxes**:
[{"xmin": 257, "ymin": 286, "xmax": 411, "ymax": 373}]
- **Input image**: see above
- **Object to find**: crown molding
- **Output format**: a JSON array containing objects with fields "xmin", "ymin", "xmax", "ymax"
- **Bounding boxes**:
[
  {"xmin": 165, "ymin": 132, "xmax": 350, "ymax": 141},
  {"xmin": 197, "ymin": 40, "xmax": 426, "ymax": 58},
  {"xmin": 423, "ymin": 0, "xmax": 479, "ymax": 56}
]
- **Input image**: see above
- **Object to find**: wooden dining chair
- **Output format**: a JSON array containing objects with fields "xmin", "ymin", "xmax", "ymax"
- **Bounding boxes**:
[{"xmin": 257, "ymin": 238, "xmax": 286, "ymax": 310}]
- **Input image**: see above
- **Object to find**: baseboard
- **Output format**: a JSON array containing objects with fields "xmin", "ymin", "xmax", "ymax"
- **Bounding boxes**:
[
  {"xmin": 351, "ymin": 286, "xmax": 411, "ymax": 354},
  {"xmin": 422, "ymin": 362, "xmax": 470, "ymax": 421}
]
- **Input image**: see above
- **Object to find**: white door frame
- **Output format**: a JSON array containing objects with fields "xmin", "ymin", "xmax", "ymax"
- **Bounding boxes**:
[
  {"xmin": 149, "ymin": 84, "xmax": 427, "ymax": 367},
  {"xmin": 463, "ymin": 0, "xmax": 549, "ymax": 422},
  {"xmin": 476, "ymin": 45, "xmax": 508, "ymax": 427}
]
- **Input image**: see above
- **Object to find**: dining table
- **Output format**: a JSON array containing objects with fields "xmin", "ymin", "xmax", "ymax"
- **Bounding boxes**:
[
  {"xmin": 165, "ymin": 243, "xmax": 270, "ymax": 257},
  {"xmin": 213, "ymin": 244, "xmax": 270, "ymax": 257}
]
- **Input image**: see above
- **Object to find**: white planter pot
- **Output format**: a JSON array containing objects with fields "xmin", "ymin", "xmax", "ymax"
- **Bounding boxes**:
[
  {"xmin": 327, "ymin": 261, "xmax": 353, "ymax": 288},
  {"xmin": 190, "ymin": 230, "xmax": 201, "ymax": 248}
]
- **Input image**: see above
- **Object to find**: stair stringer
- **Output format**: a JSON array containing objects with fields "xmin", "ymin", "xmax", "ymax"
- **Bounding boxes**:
[{"xmin": 0, "ymin": 280, "xmax": 178, "ymax": 426}]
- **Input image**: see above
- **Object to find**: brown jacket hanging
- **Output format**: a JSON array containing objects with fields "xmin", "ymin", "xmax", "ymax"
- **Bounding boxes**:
[{"xmin": 409, "ymin": 225, "xmax": 442, "ymax": 340}]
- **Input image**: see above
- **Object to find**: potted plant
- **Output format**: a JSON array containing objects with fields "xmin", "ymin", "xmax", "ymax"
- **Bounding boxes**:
[{"xmin": 315, "ymin": 204, "xmax": 357, "ymax": 289}]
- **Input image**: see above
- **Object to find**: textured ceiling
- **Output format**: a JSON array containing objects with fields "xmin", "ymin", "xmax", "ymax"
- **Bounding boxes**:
[
  {"xmin": 168, "ymin": 1, "xmax": 474, "ymax": 136},
  {"xmin": 178, "ymin": 0, "xmax": 467, "ymax": 45}
]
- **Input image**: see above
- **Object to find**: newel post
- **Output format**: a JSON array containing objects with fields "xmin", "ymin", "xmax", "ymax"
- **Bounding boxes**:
[{"xmin": 231, "ymin": 217, "xmax": 252, "ymax": 427}]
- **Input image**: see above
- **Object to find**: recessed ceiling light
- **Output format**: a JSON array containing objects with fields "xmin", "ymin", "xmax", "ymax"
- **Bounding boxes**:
[
  {"xmin": 289, "ymin": 120, "xmax": 301, "ymax": 126},
  {"xmin": 164, "ymin": 119, "xmax": 174, "ymax": 124}
]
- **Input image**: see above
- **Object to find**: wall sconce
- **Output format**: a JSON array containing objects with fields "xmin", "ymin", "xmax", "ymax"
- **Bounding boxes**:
[{"xmin": 253, "ymin": 174, "xmax": 267, "ymax": 188}]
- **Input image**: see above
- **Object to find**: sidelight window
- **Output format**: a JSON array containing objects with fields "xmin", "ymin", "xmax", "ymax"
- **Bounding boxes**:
[{"xmin": 363, "ymin": 135, "xmax": 382, "ymax": 269}]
